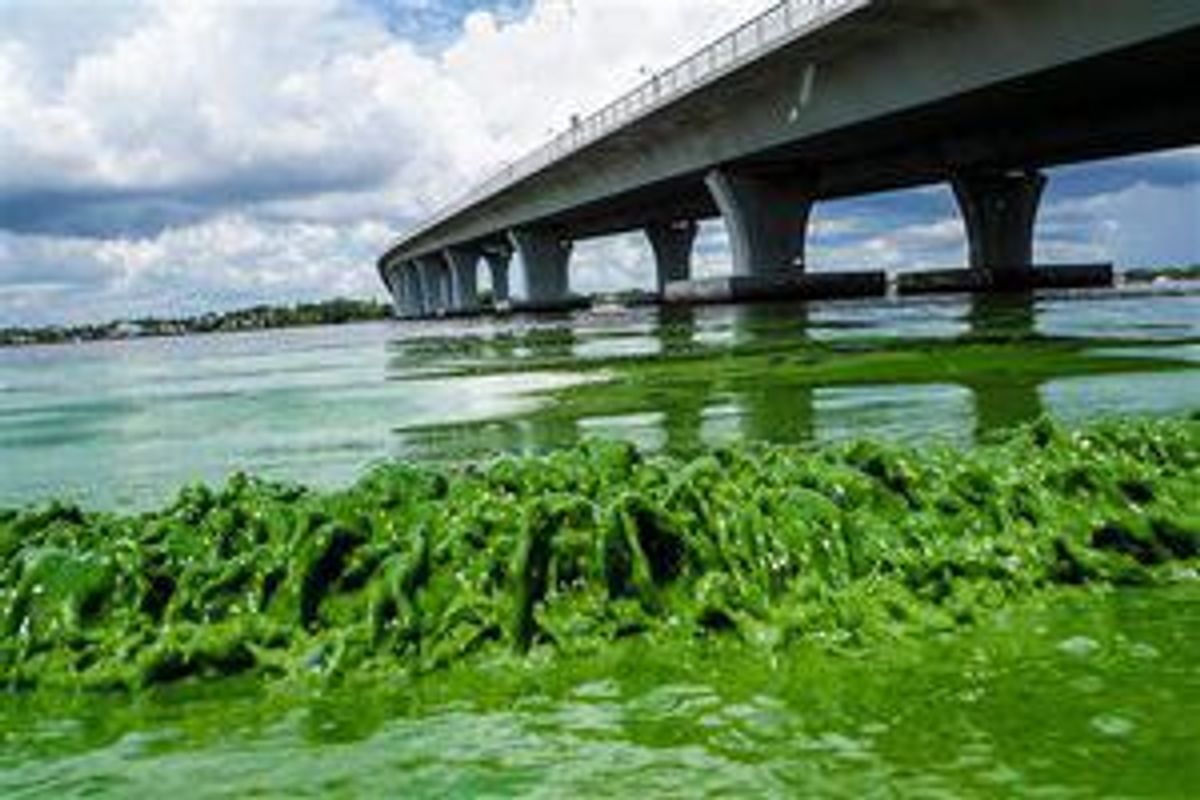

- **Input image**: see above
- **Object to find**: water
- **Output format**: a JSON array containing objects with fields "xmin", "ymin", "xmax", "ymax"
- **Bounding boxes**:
[
  {"xmin": 2, "ymin": 284, "xmax": 1199, "ymax": 797},
  {"xmin": 2, "ymin": 285, "xmax": 1197, "ymax": 510},
  {"xmin": 2, "ymin": 586, "xmax": 1197, "ymax": 797}
]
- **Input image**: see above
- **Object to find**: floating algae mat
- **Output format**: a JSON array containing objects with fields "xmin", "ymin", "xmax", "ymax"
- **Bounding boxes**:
[{"xmin": 2, "ymin": 416, "xmax": 1197, "ymax": 693}]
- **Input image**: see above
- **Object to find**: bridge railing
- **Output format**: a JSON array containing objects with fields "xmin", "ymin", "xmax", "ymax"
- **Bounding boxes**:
[{"xmin": 396, "ymin": 0, "xmax": 858, "ymax": 252}]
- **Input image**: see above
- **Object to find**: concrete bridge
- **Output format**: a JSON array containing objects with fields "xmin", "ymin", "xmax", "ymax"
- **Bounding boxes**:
[{"xmin": 377, "ymin": 0, "xmax": 1200, "ymax": 318}]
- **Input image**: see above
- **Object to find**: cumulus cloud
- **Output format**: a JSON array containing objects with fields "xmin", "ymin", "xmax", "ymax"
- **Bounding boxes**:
[
  {"xmin": 0, "ymin": 0, "xmax": 775, "ymax": 324},
  {"xmin": 0, "ymin": 216, "xmax": 392, "ymax": 325},
  {"xmin": 0, "ymin": 0, "xmax": 1196, "ymax": 326}
]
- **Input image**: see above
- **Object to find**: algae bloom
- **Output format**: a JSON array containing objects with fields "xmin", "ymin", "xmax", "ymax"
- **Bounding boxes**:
[{"xmin": 1, "ymin": 417, "xmax": 1197, "ymax": 692}]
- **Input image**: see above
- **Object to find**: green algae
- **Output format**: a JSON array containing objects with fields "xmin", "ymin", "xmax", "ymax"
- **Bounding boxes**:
[
  {"xmin": 459, "ymin": 337, "xmax": 1199, "ymax": 430},
  {"xmin": 391, "ymin": 302, "xmax": 1200, "ymax": 461},
  {"xmin": 1, "ymin": 417, "xmax": 1197, "ymax": 692}
]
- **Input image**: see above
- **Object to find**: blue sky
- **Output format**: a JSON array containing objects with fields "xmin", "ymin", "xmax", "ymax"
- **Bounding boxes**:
[
  {"xmin": 0, "ymin": 0, "xmax": 1196, "ymax": 326},
  {"xmin": 364, "ymin": 0, "xmax": 530, "ymax": 45}
]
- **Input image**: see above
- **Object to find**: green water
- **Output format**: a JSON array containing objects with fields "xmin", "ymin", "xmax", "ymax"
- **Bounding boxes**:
[
  {"xmin": 2, "ymin": 587, "xmax": 1197, "ymax": 797},
  {"xmin": 2, "ymin": 287, "xmax": 1197, "ymax": 510},
  {"xmin": 2, "ymin": 285, "xmax": 1199, "ymax": 797}
]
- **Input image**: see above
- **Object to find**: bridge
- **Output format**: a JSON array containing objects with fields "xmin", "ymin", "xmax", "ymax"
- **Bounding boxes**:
[{"xmin": 377, "ymin": 0, "xmax": 1200, "ymax": 318}]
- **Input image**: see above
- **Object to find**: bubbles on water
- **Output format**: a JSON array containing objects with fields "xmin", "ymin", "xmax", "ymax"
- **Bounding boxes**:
[
  {"xmin": 1090, "ymin": 714, "xmax": 1136, "ymax": 738},
  {"xmin": 1071, "ymin": 675, "xmax": 1106, "ymax": 695},
  {"xmin": 569, "ymin": 679, "xmax": 621, "ymax": 701},
  {"xmin": 802, "ymin": 732, "xmax": 874, "ymax": 763},
  {"xmin": 1057, "ymin": 636, "xmax": 1101, "ymax": 658},
  {"xmin": 1127, "ymin": 642, "xmax": 1161, "ymax": 661}
]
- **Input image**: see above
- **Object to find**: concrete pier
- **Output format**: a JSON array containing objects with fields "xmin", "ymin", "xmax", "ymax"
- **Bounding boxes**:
[
  {"xmin": 952, "ymin": 169, "xmax": 1047, "ymax": 275},
  {"xmin": 417, "ymin": 255, "xmax": 453, "ymax": 316},
  {"xmin": 897, "ymin": 263, "xmax": 1114, "ymax": 294},
  {"xmin": 445, "ymin": 246, "xmax": 481, "ymax": 313},
  {"xmin": 483, "ymin": 246, "xmax": 513, "ymax": 306},
  {"xmin": 407, "ymin": 261, "xmax": 429, "ymax": 318},
  {"xmin": 509, "ymin": 228, "xmax": 573, "ymax": 308},
  {"xmin": 380, "ymin": 262, "xmax": 402, "ymax": 316},
  {"xmin": 645, "ymin": 220, "xmax": 699, "ymax": 293},
  {"xmin": 403, "ymin": 262, "xmax": 426, "ymax": 318},
  {"xmin": 387, "ymin": 262, "xmax": 410, "ymax": 318},
  {"xmin": 705, "ymin": 168, "xmax": 815, "ymax": 277}
]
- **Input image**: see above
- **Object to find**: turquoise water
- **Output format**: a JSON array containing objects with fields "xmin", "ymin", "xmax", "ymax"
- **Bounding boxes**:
[{"xmin": 2, "ymin": 285, "xmax": 1197, "ymax": 510}]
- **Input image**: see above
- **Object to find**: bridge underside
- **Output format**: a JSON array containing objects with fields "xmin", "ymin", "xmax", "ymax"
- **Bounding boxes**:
[
  {"xmin": 379, "ymin": 1, "xmax": 1200, "ymax": 318},
  {"xmin": 531, "ymin": 26, "xmax": 1199, "ymax": 241}
]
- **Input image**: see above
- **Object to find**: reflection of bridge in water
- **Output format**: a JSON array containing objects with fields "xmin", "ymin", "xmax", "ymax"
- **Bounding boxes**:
[
  {"xmin": 392, "ymin": 293, "xmax": 1058, "ymax": 459},
  {"xmin": 647, "ymin": 294, "xmax": 1046, "ymax": 452}
]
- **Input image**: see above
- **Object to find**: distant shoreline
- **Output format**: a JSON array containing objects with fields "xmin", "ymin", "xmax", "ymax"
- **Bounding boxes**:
[
  {"xmin": 3, "ymin": 265, "xmax": 1198, "ymax": 348},
  {"xmin": 1121, "ymin": 264, "xmax": 1200, "ymax": 284},
  {"xmin": 0, "ymin": 298, "xmax": 392, "ymax": 348}
]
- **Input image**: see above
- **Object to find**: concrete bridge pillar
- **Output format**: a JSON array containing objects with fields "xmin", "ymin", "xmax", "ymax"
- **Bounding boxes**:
[
  {"xmin": 645, "ymin": 220, "xmax": 698, "ymax": 293},
  {"xmin": 952, "ymin": 169, "xmax": 1046, "ymax": 274},
  {"xmin": 705, "ymin": 167, "xmax": 815, "ymax": 276},
  {"xmin": 444, "ymin": 247, "xmax": 481, "ymax": 313},
  {"xmin": 417, "ymin": 255, "xmax": 453, "ymax": 316},
  {"xmin": 402, "ymin": 262, "xmax": 425, "ymax": 319},
  {"xmin": 380, "ymin": 262, "xmax": 402, "ymax": 316},
  {"xmin": 483, "ymin": 247, "xmax": 513, "ymax": 305},
  {"xmin": 385, "ymin": 262, "xmax": 407, "ymax": 317},
  {"xmin": 386, "ymin": 261, "xmax": 418, "ymax": 318},
  {"xmin": 509, "ymin": 228, "xmax": 572, "ymax": 306},
  {"xmin": 410, "ymin": 259, "xmax": 433, "ymax": 317}
]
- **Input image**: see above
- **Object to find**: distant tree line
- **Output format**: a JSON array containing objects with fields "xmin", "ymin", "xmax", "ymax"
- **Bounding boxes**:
[
  {"xmin": 1122, "ymin": 264, "xmax": 1200, "ymax": 284},
  {"xmin": 1, "ymin": 298, "xmax": 392, "ymax": 347}
]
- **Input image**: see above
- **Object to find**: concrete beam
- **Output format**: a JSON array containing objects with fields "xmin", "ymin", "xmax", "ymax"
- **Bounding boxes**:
[
  {"xmin": 509, "ymin": 228, "xmax": 572, "ymax": 306},
  {"xmin": 645, "ymin": 220, "xmax": 698, "ymax": 293},
  {"xmin": 897, "ymin": 263, "xmax": 1113, "ymax": 295},
  {"xmin": 482, "ymin": 246, "xmax": 513, "ymax": 306},
  {"xmin": 952, "ymin": 169, "xmax": 1047, "ymax": 274},
  {"xmin": 444, "ymin": 246, "xmax": 481, "ymax": 312},
  {"xmin": 705, "ymin": 167, "xmax": 815, "ymax": 276},
  {"xmin": 664, "ymin": 271, "xmax": 885, "ymax": 305}
]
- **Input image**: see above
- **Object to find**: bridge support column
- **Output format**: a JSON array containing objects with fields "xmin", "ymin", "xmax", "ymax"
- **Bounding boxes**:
[
  {"xmin": 386, "ymin": 261, "xmax": 417, "ymax": 318},
  {"xmin": 483, "ymin": 247, "xmax": 513, "ymax": 306},
  {"xmin": 705, "ymin": 167, "xmax": 815, "ymax": 276},
  {"xmin": 410, "ymin": 259, "xmax": 433, "ymax": 317},
  {"xmin": 417, "ymin": 255, "xmax": 453, "ymax": 316},
  {"xmin": 952, "ymin": 168, "xmax": 1046, "ymax": 275},
  {"xmin": 444, "ymin": 247, "xmax": 480, "ymax": 313},
  {"xmin": 400, "ymin": 262, "xmax": 424, "ymax": 319},
  {"xmin": 645, "ymin": 220, "xmax": 698, "ymax": 293},
  {"xmin": 509, "ymin": 229, "xmax": 572, "ymax": 307},
  {"xmin": 379, "ymin": 262, "xmax": 401, "ymax": 316}
]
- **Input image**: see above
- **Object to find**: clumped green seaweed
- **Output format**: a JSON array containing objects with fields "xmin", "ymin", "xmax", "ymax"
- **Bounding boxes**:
[{"xmin": 1, "ymin": 417, "xmax": 1197, "ymax": 692}]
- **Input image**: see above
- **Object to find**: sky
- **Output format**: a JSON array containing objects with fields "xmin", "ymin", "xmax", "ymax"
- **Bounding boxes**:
[{"xmin": 0, "ymin": 0, "xmax": 1197, "ymax": 327}]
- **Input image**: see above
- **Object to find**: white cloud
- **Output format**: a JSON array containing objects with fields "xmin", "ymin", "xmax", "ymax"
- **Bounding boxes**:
[
  {"xmin": 1038, "ymin": 180, "xmax": 1200, "ymax": 266},
  {"xmin": 0, "ymin": 215, "xmax": 394, "ymax": 325},
  {"xmin": 0, "ymin": 0, "xmax": 783, "ymax": 324},
  {"xmin": 0, "ymin": 0, "xmax": 1196, "ymax": 326}
]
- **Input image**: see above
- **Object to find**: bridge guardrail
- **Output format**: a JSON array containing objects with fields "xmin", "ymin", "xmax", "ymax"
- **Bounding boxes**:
[{"xmin": 394, "ymin": 0, "xmax": 858, "ymax": 254}]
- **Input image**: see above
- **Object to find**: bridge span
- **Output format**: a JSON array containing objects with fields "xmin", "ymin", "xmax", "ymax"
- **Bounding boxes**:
[{"xmin": 377, "ymin": 0, "xmax": 1200, "ymax": 317}]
